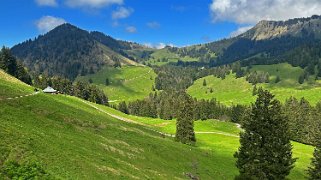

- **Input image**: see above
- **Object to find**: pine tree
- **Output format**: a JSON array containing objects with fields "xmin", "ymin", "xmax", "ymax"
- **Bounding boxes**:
[
  {"xmin": 175, "ymin": 93, "xmax": 196, "ymax": 145},
  {"xmin": 234, "ymin": 89, "xmax": 296, "ymax": 179},
  {"xmin": 308, "ymin": 125, "xmax": 321, "ymax": 180},
  {"xmin": 118, "ymin": 101, "xmax": 129, "ymax": 114},
  {"xmin": 105, "ymin": 78, "xmax": 110, "ymax": 86},
  {"xmin": 252, "ymin": 85, "xmax": 258, "ymax": 96},
  {"xmin": 275, "ymin": 75, "xmax": 281, "ymax": 83},
  {"xmin": 0, "ymin": 47, "xmax": 17, "ymax": 76},
  {"xmin": 203, "ymin": 79, "xmax": 207, "ymax": 86}
]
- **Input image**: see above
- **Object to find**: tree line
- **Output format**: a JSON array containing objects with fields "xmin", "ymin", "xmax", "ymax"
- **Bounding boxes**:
[
  {"xmin": 33, "ymin": 75, "xmax": 108, "ymax": 105},
  {"xmin": 0, "ymin": 47, "xmax": 32, "ymax": 85},
  {"xmin": 116, "ymin": 90, "xmax": 231, "ymax": 121}
]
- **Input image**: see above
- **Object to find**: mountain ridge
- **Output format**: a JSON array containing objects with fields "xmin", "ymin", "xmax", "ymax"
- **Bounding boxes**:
[{"xmin": 11, "ymin": 23, "xmax": 146, "ymax": 79}]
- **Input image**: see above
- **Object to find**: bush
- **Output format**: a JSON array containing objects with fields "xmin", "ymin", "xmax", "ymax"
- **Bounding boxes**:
[{"xmin": 1, "ymin": 161, "xmax": 51, "ymax": 179}]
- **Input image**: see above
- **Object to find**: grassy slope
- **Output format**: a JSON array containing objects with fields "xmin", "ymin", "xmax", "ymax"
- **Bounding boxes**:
[
  {"xmin": 76, "ymin": 66, "xmax": 156, "ymax": 103},
  {"xmin": 0, "ymin": 70, "xmax": 314, "ymax": 179},
  {"xmin": 0, "ymin": 70, "xmax": 34, "ymax": 99},
  {"xmin": 187, "ymin": 74, "xmax": 256, "ymax": 106},
  {"xmin": 94, "ymin": 105, "xmax": 315, "ymax": 180},
  {"xmin": 1, "ymin": 91, "xmax": 228, "ymax": 179},
  {"xmin": 147, "ymin": 48, "xmax": 198, "ymax": 66},
  {"xmin": 188, "ymin": 63, "xmax": 321, "ymax": 105}
]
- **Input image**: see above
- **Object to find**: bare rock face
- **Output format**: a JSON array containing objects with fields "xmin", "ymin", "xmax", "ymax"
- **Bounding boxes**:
[{"xmin": 240, "ymin": 15, "xmax": 321, "ymax": 40}]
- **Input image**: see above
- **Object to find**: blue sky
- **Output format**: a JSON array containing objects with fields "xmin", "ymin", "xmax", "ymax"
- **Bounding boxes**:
[{"xmin": 1, "ymin": 0, "xmax": 321, "ymax": 48}]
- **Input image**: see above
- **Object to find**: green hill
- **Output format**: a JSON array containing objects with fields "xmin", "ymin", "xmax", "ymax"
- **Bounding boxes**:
[
  {"xmin": 0, "ymin": 69, "xmax": 34, "ymax": 99},
  {"xmin": 145, "ymin": 47, "xmax": 199, "ymax": 66},
  {"xmin": 187, "ymin": 63, "xmax": 321, "ymax": 105},
  {"xmin": 92, "ymin": 104, "xmax": 314, "ymax": 179},
  {"xmin": 76, "ymin": 66, "xmax": 156, "ymax": 103},
  {"xmin": 0, "ymin": 71, "xmax": 314, "ymax": 179}
]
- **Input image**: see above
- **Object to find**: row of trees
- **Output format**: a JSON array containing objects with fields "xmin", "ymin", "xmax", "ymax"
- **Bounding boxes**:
[
  {"xmin": 116, "ymin": 91, "xmax": 231, "ymax": 121},
  {"xmin": 34, "ymin": 75, "xmax": 108, "ymax": 105},
  {"xmin": 246, "ymin": 71, "xmax": 270, "ymax": 84},
  {"xmin": 0, "ymin": 47, "xmax": 32, "ymax": 84}
]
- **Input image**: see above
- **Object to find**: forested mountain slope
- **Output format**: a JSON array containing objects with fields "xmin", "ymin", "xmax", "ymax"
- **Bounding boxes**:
[{"xmin": 11, "ymin": 24, "xmax": 144, "ymax": 80}]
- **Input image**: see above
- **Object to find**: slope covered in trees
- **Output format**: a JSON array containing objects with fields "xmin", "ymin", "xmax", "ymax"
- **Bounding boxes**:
[{"xmin": 11, "ymin": 24, "xmax": 142, "ymax": 80}]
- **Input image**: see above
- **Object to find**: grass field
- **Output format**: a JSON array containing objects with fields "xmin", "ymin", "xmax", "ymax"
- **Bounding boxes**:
[
  {"xmin": 188, "ymin": 63, "xmax": 321, "ymax": 105},
  {"xmin": 95, "ymin": 104, "xmax": 315, "ymax": 180},
  {"xmin": 0, "ymin": 70, "xmax": 315, "ymax": 179},
  {"xmin": 0, "ymin": 70, "xmax": 34, "ymax": 99},
  {"xmin": 76, "ymin": 66, "xmax": 157, "ymax": 103},
  {"xmin": 146, "ymin": 48, "xmax": 198, "ymax": 66}
]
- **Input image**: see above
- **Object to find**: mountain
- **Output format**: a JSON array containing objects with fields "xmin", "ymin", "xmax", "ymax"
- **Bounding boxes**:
[
  {"xmin": 11, "ymin": 15, "xmax": 321, "ymax": 79},
  {"xmin": 163, "ymin": 15, "xmax": 321, "ymax": 67},
  {"xmin": 11, "ymin": 24, "xmax": 146, "ymax": 80},
  {"xmin": 241, "ymin": 15, "xmax": 321, "ymax": 41}
]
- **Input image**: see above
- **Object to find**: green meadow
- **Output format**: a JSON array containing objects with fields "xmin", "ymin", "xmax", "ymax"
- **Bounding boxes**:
[
  {"xmin": 146, "ymin": 48, "xmax": 199, "ymax": 66},
  {"xmin": 0, "ymin": 70, "xmax": 314, "ymax": 179},
  {"xmin": 96, "ymin": 104, "xmax": 314, "ymax": 180},
  {"xmin": 77, "ymin": 66, "xmax": 157, "ymax": 103},
  {"xmin": 188, "ymin": 63, "xmax": 321, "ymax": 105}
]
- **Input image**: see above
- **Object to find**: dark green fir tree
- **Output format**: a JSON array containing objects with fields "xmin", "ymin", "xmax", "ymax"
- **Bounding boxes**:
[
  {"xmin": 234, "ymin": 89, "xmax": 296, "ymax": 179},
  {"xmin": 308, "ymin": 125, "xmax": 321, "ymax": 180},
  {"xmin": 175, "ymin": 93, "xmax": 196, "ymax": 145}
]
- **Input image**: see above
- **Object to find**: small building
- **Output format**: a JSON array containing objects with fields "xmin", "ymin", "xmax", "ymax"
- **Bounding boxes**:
[{"xmin": 43, "ymin": 86, "xmax": 57, "ymax": 94}]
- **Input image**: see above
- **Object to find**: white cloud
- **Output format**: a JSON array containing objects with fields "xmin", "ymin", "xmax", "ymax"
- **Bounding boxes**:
[
  {"xmin": 126, "ymin": 26, "xmax": 137, "ymax": 33},
  {"xmin": 112, "ymin": 7, "xmax": 133, "ymax": 20},
  {"xmin": 144, "ymin": 43, "xmax": 175, "ymax": 49},
  {"xmin": 147, "ymin": 21, "xmax": 160, "ymax": 29},
  {"xmin": 230, "ymin": 25, "xmax": 253, "ymax": 37},
  {"xmin": 36, "ymin": 16, "xmax": 66, "ymax": 33},
  {"xmin": 210, "ymin": 0, "xmax": 321, "ymax": 24},
  {"xmin": 35, "ymin": 0, "xmax": 57, "ymax": 6},
  {"xmin": 65, "ymin": 0, "xmax": 123, "ymax": 8}
]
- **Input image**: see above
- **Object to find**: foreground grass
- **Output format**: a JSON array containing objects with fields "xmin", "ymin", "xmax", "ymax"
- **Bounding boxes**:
[
  {"xmin": 96, "ymin": 105, "xmax": 314, "ymax": 180},
  {"xmin": 188, "ymin": 63, "xmax": 321, "ymax": 105},
  {"xmin": 77, "ymin": 66, "xmax": 157, "ymax": 103},
  {"xmin": 1, "ymin": 93, "xmax": 232, "ymax": 179},
  {"xmin": 0, "ymin": 70, "xmax": 314, "ymax": 179}
]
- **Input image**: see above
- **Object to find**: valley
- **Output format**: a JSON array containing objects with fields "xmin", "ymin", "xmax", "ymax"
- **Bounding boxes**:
[
  {"xmin": 1, "ymin": 7, "xmax": 321, "ymax": 179},
  {"xmin": 0, "ymin": 72, "xmax": 314, "ymax": 179}
]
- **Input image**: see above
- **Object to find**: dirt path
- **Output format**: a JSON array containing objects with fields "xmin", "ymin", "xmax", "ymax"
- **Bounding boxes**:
[
  {"xmin": 80, "ymin": 99, "xmax": 242, "ymax": 139},
  {"xmin": 80, "ymin": 100, "xmax": 175, "ymax": 138},
  {"xmin": 1, "ymin": 92, "xmax": 40, "ymax": 101}
]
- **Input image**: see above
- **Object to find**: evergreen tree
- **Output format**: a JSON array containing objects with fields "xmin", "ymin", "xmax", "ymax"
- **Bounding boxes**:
[
  {"xmin": 118, "ymin": 101, "xmax": 129, "ymax": 114},
  {"xmin": 234, "ymin": 89, "xmax": 296, "ymax": 179},
  {"xmin": 252, "ymin": 85, "xmax": 258, "ymax": 96},
  {"xmin": 175, "ymin": 93, "xmax": 196, "ymax": 145},
  {"xmin": 0, "ymin": 47, "xmax": 17, "ymax": 75},
  {"xmin": 275, "ymin": 75, "xmax": 281, "ymax": 83},
  {"xmin": 308, "ymin": 125, "xmax": 321, "ymax": 180},
  {"xmin": 203, "ymin": 79, "xmax": 207, "ymax": 86},
  {"xmin": 298, "ymin": 74, "xmax": 305, "ymax": 84},
  {"xmin": 105, "ymin": 78, "xmax": 110, "ymax": 86}
]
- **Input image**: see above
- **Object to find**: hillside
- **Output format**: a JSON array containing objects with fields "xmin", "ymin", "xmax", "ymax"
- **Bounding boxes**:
[
  {"xmin": 0, "ymin": 69, "xmax": 34, "ymax": 99},
  {"xmin": 156, "ymin": 15, "xmax": 321, "ymax": 66},
  {"xmin": 11, "ymin": 24, "xmax": 143, "ymax": 80},
  {"xmin": 76, "ymin": 66, "xmax": 157, "ymax": 103},
  {"xmin": 188, "ymin": 63, "xmax": 321, "ymax": 105},
  {"xmin": 0, "ymin": 71, "xmax": 314, "ymax": 179}
]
